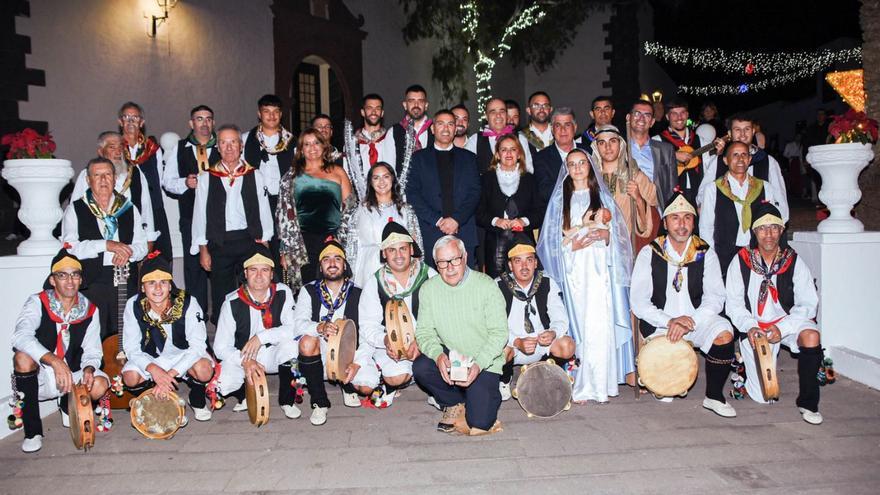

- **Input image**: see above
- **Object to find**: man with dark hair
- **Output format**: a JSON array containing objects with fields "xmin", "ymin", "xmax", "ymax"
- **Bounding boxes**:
[
  {"xmin": 391, "ymin": 84, "xmax": 434, "ymax": 173},
  {"xmin": 162, "ymin": 104, "xmax": 218, "ymax": 313},
  {"xmin": 191, "ymin": 124, "xmax": 274, "ymax": 324},
  {"xmin": 523, "ymin": 91, "xmax": 553, "ymax": 153},
  {"xmin": 652, "ymin": 98, "xmax": 709, "ymax": 206},
  {"xmin": 407, "ymin": 109, "xmax": 481, "ymax": 268},
  {"xmin": 117, "ymin": 101, "xmax": 171, "ymax": 260},
  {"xmin": 311, "ymin": 114, "xmax": 342, "ymax": 162},
  {"xmin": 451, "ymin": 104, "xmax": 470, "ymax": 148},
  {"xmin": 626, "ymin": 99, "xmax": 677, "ymax": 209},
  {"xmin": 344, "ymin": 93, "xmax": 396, "ymax": 189},
  {"xmin": 505, "ymin": 99, "xmax": 521, "ymax": 132},
  {"xmin": 466, "ymin": 97, "xmax": 533, "ymax": 175},
  {"xmin": 293, "ymin": 238, "xmax": 362, "ymax": 425},
  {"xmin": 580, "ymin": 95, "xmax": 615, "ymax": 146}
]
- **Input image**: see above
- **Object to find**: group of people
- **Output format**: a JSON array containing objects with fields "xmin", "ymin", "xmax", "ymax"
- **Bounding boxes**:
[{"xmin": 10, "ymin": 86, "xmax": 827, "ymax": 454}]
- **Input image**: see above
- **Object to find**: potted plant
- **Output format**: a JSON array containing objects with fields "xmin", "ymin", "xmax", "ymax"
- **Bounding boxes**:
[
  {"xmin": 1, "ymin": 128, "xmax": 73, "ymax": 255},
  {"xmin": 806, "ymin": 110, "xmax": 878, "ymax": 233}
]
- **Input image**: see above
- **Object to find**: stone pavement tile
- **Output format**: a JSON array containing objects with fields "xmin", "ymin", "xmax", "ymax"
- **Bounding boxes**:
[
  {"xmin": 749, "ymin": 457, "xmax": 880, "ymax": 487},
  {"xmin": 315, "ymin": 457, "xmax": 523, "ymax": 489},
  {"xmin": 2, "ymin": 471, "xmax": 234, "ymax": 495},
  {"xmin": 791, "ymin": 434, "xmax": 880, "ymax": 460},
  {"xmin": 12, "ymin": 450, "xmax": 247, "ymax": 477},
  {"xmin": 775, "ymin": 416, "xmax": 880, "ymax": 438},
  {"xmin": 276, "ymin": 426, "xmax": 351, "ymax": 448},
  {"xmin": 403, "ymin": 437, "xmax": 523, "ymax": 462},
  {"xmin": 739, "ymin": 482, "xmax": 880, "ymax": 495}
]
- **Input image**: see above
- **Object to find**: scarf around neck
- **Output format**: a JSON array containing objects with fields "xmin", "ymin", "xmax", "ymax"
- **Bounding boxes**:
[
  {"xmin": 501, "ymin": 270, "xmax": 545, "ymax": 334},
  {"xmin": 85, "ymin": 189, "xmax": 132, "ymax": 240}
]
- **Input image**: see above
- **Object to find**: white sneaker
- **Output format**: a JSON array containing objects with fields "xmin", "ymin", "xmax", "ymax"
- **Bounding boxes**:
[
  {"xmin": 192, "ymin": 406, "xmax": 212, "ymax": 422},
  {"xmin": 499, "ymin": 382, "xmax": 512, "ymax": 401},
  {"xmin": 343, "ymin": 392, "xmax": 361, "ymax": 408},
  {"xmin": 281, "ymin": 404, "xmax": 302, "ymax": 419},
  {"xmin": 652, "ymin": 394, "xmax": 674, "ymax": 403},
  {"xmin": 799, "ymin": 407, "xmax": 824, "ymax": 425},
  {"xmin": 232, "ymin": 399, "xmax": 248, "ymax": 412},
  {"xmin": 21, "ymin": 435, "xmax": 42, "ymax": 453},
  {"xmin": 702, "ymin": 398, "xmax": 737, "ymax": 418},
  {"xmin": 310, "ymin": 405, "xmax": 328, "ymax": 426},
  {"xmin": 61, "ymin": 410, "xmax": 70, "ymax": 428},
  {"xmin": 426, "ymin": 396, "xmax": 441, "ymax": 411}
]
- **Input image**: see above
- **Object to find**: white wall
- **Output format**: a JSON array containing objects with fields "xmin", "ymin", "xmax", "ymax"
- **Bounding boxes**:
[{"xmin": 17, "ymin": 0, "xmax": 275, "ymax": 174}]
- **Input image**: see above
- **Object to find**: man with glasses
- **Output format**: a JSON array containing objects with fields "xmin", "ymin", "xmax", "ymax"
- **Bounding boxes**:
[
  {"xmin": 522, "ymin": 91, "xmax": 554, "ymax": 153},
  {"xmin": 725, "ymin": 202, "xmax": 824, "ymax": 425},
  {"xmin": 413, "ymin": 235, "xmax": 508, "ymax": 435},
  {"xmin": 496, "ymin": 235, "xmax": 573, "ymax": 401},
  {"xmin": 466, "ymin": 97, "xmax": 533, "ymax": 175},
  {"xmin": 163, "ymin": 104, "xmax": 219, "ymax": 315},
  {"xmin": 392, "ymin": 84, "xmax": 434, "ymax": 173},
  {"xmin": 626, "ymin": 99, "xmax": 677, "ymax": 209},
  {"xmin": 451, "ymin": 104, "xmax": 470, "ymax": 148},
  {"xmin": 407, "ymin": 109, "xmax": 481, "ymax": 268},
  {"xmin": 534, "ymin": 107, "xmax": 579, "ymax": 204},
  {"xmin": 311, "ymin": 114, "xmax": 343, "ymax": 163},
  {"xmin": 580, "ymin": 95, "xmax": 615, "ymax": 146},
  {"xmin": 12, "ymin": 248, "xmax": 108, "ymax": 453}
]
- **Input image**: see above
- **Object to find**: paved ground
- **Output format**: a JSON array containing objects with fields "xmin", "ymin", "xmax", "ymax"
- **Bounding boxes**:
[{"xmin": 0, "ymin": 352, "xmax": 878, "ymax": 494}]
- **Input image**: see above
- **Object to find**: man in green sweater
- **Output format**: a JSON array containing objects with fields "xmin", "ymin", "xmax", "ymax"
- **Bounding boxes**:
[{"xmin": 413, "ymin": 235, "xmax": 509, "ymax": 435}]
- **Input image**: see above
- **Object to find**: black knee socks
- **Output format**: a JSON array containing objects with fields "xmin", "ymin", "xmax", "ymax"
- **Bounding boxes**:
[
  {"xmin": 705, "ymin": 341, "xmax": 735, "ymax": 402},
  {"xmin": 500, "ymin": 360, "xmax": 514, "ymax": 385},
  {"xmin": 186, "ymin": 378, "xmax": 207, "ymax": 409},
  {"xmin": 797, "ymin": 346, "xmax": 823, "ymax": 413},
  {"xmin": 298, "ymin": 354, "xmax": 329, "ymax": 408},
  {"xmin": 14, "ymin": 370, "xmax": 41, "ymax": 439},
  {"xmin": 278, "ymin": 363, "xmax": 294, "ymax": 406}
]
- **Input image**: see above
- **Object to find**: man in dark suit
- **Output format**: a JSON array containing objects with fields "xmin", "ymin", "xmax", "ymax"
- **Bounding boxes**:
[
  {"xmin": 533, "ymin": 107, "xmax": 579, "ymax": 206},
  {"xmin": 626, "ymin": 99, "xmax": 677, "ymax": 209},
  {"xmin": 406, "ymin": 109, "xmax": 481, "ymax": 268}
]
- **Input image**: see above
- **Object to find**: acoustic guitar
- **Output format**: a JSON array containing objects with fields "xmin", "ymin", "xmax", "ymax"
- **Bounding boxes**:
[
  {"xmin": 101, "ymin": 264, "xmax": 135, "ymax": 409},
  {"xmin": 676, "ymin": 134, "xmax": 730, "ymax": 176}
]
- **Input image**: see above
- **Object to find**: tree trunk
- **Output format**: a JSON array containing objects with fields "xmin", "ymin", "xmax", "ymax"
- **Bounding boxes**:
[{"xmin": 856, "ymin": 0, "xmax": 880, "ymax": 229}]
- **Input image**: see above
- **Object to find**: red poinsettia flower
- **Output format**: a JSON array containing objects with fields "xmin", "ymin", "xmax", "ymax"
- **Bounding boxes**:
[{"xmin": 0, "ymin": 128, "xmax": 57, "ymax": 159}]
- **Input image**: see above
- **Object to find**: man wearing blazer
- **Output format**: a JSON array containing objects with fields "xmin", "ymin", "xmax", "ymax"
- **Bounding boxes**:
[
  {"xmin": 533, "ymin": 107, "xmax": 580, "ymax": 207},
  {"xmin": 406, "ymin": 109, "xmax": 481, "ymax": 268},
  {"xmin": 626, "ymin": 99, "xmax": 677, "ymax": 209}
]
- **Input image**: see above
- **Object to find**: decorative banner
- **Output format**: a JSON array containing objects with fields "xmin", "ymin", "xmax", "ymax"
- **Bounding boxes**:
[{"xmin": 826, "ymin": 69, "xmax": 865, "ymax": 112}]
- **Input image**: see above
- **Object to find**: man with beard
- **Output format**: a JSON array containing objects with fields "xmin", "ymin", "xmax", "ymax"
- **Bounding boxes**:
[
  {"xmin": 345, "ymin": 222, "xmax": 436, "ymax": 407},
  {"xmin": 162, "ymin": 104, "xmax": 218, "ymax": 314},
  {"xmin": 534, "ymin": 107, "xmax": 579, "ymax": 204},
  {"xmin": 466, "ymin": 97, "xmax": 533, "ymax": 175},
  {"xmin": 522, "ymin": 91, "xmax": 553, "ymax": 154},
  {"xmin": 12, "ymin": 248, "xmax": 108, "ymax": 453},
  {"xmin": 406, "ymin": 110, "xmax": 481, "ymax": 268},
  {"xmin": 505, "ymin": 99, "xmax": 522, "ymax": 132},
  {"xmin": 293, "ymin": 238, "xmax": 362, "ymax": 425},
  {"xmin": 213, "ymin": 244, "xmax": 301, "ymax": 420},
  {"xmin": 71, "ymin": 131, "xmax": 156, "ymax": 248},
  {"xmin": 391, "ymin": 84, "xmax": 434, "ymax": 174},
  {"xmin": 191, "ymin": 124, "xmax": 274, "ymax": 324},
  {"xmin": 579, "ymin": 96, "xmax": 615, "ymax": 147},
  {"xmin": 344, "ymin": 93, "xmax": 397, "ymax": 189},
  {"xmin": 496, "ymin": 236, "xmax": 573, "ymax": 401},
  {"xmin": 62, "ymin": 157, "xmax": 148, "ymax": 340},
  {"xmin": 117, "ymin": 102, "xmax": 172, "ymax": 261},
  {"xmin": 652, "ymin": 98, "xmax": 711, "ymax": 207},
  {"xmin": 451, "ymin": 104, "xmax": 470, "ymax": 148},
  {"xmin": 627, "ymin": 99, "xmax": 677, "ymax": 209},
  {"xmin": 631, "ymin": 192, "xmax": 737, "ymax": 417},
  {"xmin": 311, "ymin": 114, "xmax": 343, "ymax": 163}
]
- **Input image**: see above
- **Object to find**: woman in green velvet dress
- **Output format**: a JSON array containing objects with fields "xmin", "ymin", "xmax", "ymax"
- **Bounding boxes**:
[{"xmin": 277, "ymin": 128, "xmax": 353, "ymax": 290}]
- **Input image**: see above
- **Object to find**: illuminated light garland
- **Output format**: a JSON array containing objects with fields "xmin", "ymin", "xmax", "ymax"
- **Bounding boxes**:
[
  {"xmin": 826, "ymin": 69, "xmax": 865, "ymax": 112},
  {"xmin": 461, "ymin": 1, "xmax": 546, "ymax": 114}
]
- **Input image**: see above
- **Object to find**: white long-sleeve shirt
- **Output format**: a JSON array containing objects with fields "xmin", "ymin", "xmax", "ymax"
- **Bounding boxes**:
[
  {"xmin": 162, "ymin": 141, "xmax": 217, "ymax": 195},
  {"xmin": 725, "ymin": 251, "xmax": 818, "ymax": 332},
  {"xmin": 698, "ymin": 151, "xmax": 789, "ymax": 221},
  {"xmin": 499, "ymin": 275, "xmax": 568, "ymax": 346},
  {"xmin": 698, "ymin": 174, "xmax": 785, "ymax": 251},
  {"xmin": 213, "ymin": 283, "xmax": 298, "ymax": 365},
  {"xmin": 190, "ymin": 161, "xmax": 274, "ymax": 255},
  {"xmin": 343, "ymin": 130, "xmax": 398, "ymax": 182},
  {"xmin": 122, "ymin": 294, "xmax": 207, "ymax": 377},
  {"xmin": 631, "ymin": 239, "xmax": 726, "ymax": 329},
  {"xmin": 61, "ymin": 201, "xmax": 148, "ymax": 265},
  {"xmin": 293, "ymin": 283, "xmax": 354, "ymax": 338},
  {"xmin": 241, "ymin": 131, "xmax": 286, "ymax": 197},
  {"xmin": 12, "ymin": 293, "xmax": 103, "ymax": 371},
  {"xmin": 466, "ymin": 131, "xmax": 534, "ymax": 173},
  {"xmin": 71, "ymin": 169, "xmax": 158, "ymax": 242}
]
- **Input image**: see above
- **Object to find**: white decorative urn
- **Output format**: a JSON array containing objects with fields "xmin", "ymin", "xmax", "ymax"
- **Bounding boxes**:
[
  {"xmin": 806, "ymin": 142, "xmax": 875, "ymax": 233},
  {"xmin": 2, "ymin": 158, "xmax": 73, "ymax": 255}
]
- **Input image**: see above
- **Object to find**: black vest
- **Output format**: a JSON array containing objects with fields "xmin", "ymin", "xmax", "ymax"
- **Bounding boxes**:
[
  {"xmin": 175, "ymin": 139, "xmax": 220, "ymax": 219},
  {"xmin": 713, "ymin": 182, "xmax": 766, "ymax": 275},
  {"xmin": 737, "ymin": 251, "xmax": 796, "ymax": 315},
  {"xmin": 32, "ymin": 293, "xmax": 95, "ymax": 372},
  {"xmin": 305, "ymin": 282, "xmax": 361, "ymax": 324},
  {"xmin": 243, "ymin": 127, "xmax": 294, "ymax": 189},
  {"xmin": 205, "ymin": 171, "xmax": 263, "ymax": 246},
  {"xmin": 127, "ymin": 169, "xmax": 143, "ymax": 220},
  {"xmin": 72, "ymin": 198, "xmax": 135, "ymax": 284},
  {"xmin": 496, "ymin": 277, "xmax": 552, "ymax": 331},
  {"xmin": 639, "ymin": 252, "xmax": 705, "ymax": 338},
  {"xmin": 658, "ymin": 130, "xmax": 703, "ymax": 205},
  {"xmin": 131, "ymin": 291, "xmax": 192, "ymax": 358},
  {"xmin": 228, "ymin": 286, "xmax": 289, "ymax": 350},
  {"xmin": 392, "ymin": 123, "xmax": 434, "ymax": 176}
]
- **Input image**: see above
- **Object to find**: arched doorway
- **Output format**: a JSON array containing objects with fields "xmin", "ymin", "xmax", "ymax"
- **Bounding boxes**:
[{"xmin": 291, "ymin": 55, "xmax": 346, "ymax": 150}]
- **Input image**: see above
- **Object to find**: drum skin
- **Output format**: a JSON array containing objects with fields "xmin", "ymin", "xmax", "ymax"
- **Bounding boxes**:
[
  {"xmin": 637, "ymin": 336, "xmax": 699, "ymax": 397},
  {"xmin": 129, "ymin": 389, "xmax": 186, "ymax": 440},
  {"xmin": 326, "ymin": 318, "xmax": 357, "ymax": 382},
  {"xmin": 513, "ymin": 360, "xmax": 572, "ymax": 419},
  {"xmin": 246, "ymin": 372, "xmax": 270, "ymax": 426}
]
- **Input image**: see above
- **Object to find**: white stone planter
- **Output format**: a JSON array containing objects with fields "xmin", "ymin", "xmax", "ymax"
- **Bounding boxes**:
[
  {"xmin": 807, "ymin": 142, "xmax": 875, "ymax": 233},
  {"xmin": 1, "ymin": 158, "xmax": 73, "ymax": 255}
]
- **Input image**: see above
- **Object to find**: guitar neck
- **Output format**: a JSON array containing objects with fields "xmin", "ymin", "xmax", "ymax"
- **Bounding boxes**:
[{"xmin": 117, "ymin": 283, "xmax": 127, "ymax": 352}]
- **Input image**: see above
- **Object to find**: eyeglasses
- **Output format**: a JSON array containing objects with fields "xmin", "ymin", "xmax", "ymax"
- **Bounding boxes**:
[
  {"xmin": 754, "ymin": 225, "xmax": 783, "ymax": 234},
  {"xmin": 630, "ymin": 110, "xmax": 653, "ymax": 120},
  {"xmin": 530, "ymin": 103, "xmax": 551, "ymax": 110},
  {"xmin": 120, "ymin": 115, "xmax": 142, "ymax": 123},
  {"xmin": 436, "ymin": 256, "xmax": 464, "ymax": 269},
  {"xmin": 53, "ymin": 271, "xmax": 83, "ymax": 281},
  {"xmin": 314, "ymin": 124, "xmax": 333, "ymax": 130},
  {"xmin": 192, "ymin": 116, "xmax": 214, "ymax": 123}
]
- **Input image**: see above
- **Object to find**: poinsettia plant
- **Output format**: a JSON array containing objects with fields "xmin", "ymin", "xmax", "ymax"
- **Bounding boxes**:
[
  {"xmin": 1, "ymin": 128, "xmax": 57, "ymax": 159},
  {"xmin": 827, "ymin": 110, "xmax": 879, "ymax": 145}
]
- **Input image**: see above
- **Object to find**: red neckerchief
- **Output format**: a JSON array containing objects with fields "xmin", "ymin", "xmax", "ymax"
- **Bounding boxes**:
[
  {"xmin": 208, "ymin": 160, "xmax": 255, "ymax": 186},
  {"xmin": 237, "ymin": 284, "xmax": 277, "ymax": 329},
  {"xmin": 400, "ymin": 117, "xmax": 432, "ymax": 151},
  {"xmin": 660, "ymin": 128, "xmax": 695, "ymax": 148},
  {"xmin": 38, "ymin": 291, "xmax": 97, "ymax": 359},
  {"xmin": 738, "ymin": 247, "xmax": 796, "ymax": 316},
  {"xmin": 123, "ymin": 134, "xmax": 160, "ymax": 166},
  {"xmin": 356, "ymin": 128, "xmax": 389, "ymax": 166},
  {"xmin": 482, "ymin": 124, "xmax": 515, "ymax": 138}
]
